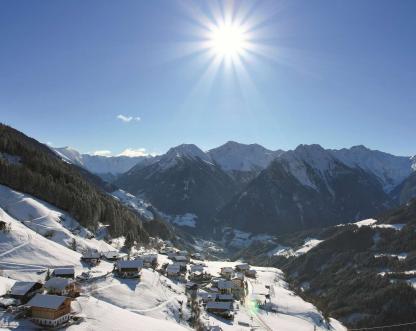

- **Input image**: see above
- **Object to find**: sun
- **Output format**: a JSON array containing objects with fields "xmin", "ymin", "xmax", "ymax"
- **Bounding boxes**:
[{"xmin": 209, "ymin": 23, "xmax": 247, "ymax": 58}]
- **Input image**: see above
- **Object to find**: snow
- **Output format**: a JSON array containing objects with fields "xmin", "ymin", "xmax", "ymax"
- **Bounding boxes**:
[
  {"xmin": 374, "ymin": 253, "xmax": 407, "ymax": 260},
  {"xmin": 53, "ymin": 146, "xmax": 147, "ymax": 175},
  {"xmin": 27, "ymin": 293, "xmax": 68, "ymax": 309},
  {"xmin": 156, "ymin": 144, "xmax": 212, "ymax": 171},
  {"xmin": 69, "ymin": 296, "xmax": 189, "ymax": 331},
  {"xmin": 354, "ymin": 219, "xmax": 377, "ymax": 227},
  {"xmin": 269, "ymin": 239, "xmax": 323, "ymax": 258},
  {"xmin": 0, "ymin": 276, "xmax": 15, "ymax": 296},
  {"xmin": 207, "ymin": 141, "xmax": 283, "ymax": 172},
  {"xmin": 0, "ymin": 184, "xmax": 115, "ymax": 253},
  {"xmin": 351, "ymin": 219, "xmax": 405, "ymax": 231},
  {"xmin": 172, "ymin": 213, "xmax": 197, "ymax": 228},
  {"xmin": 330, "ymin": 145, "xmax": 413, "ymax": 192},
  {"xmin": 112, "ymin": 189, "xmax": 154, "ymax": 221},
  {"xmin": 223, "ymin": 229, "xmax": 275, "ymax": 249}
]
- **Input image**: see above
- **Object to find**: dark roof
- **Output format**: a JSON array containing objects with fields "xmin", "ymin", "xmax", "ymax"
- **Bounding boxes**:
[
  {"xmin": 117, "ymin": 260, "xmax": 143, "ymax": 269},
  {"xmin": 53, "ymin": 267, "xmax": 75, "ymax": 275},
  {"xmin": 82, "ymin": 251, "xmax": 100, "ymax": 259},
  {"xmin": 10, "ymin": 282, "xmax": 40, "ymax": 296},
  {"xmin": 206, "ymin": 301, "xmax": 232, "ymax": 310},
  {"xmin": 27, "ymin": 294, "xmax": 68, "ymax": 309},
  {"xmin": 45, "ymin": 277, "xmax": 73, "ymax": 290},
  {"xmin": 218, "ymin": 280, "xmax": 234, "ymax": 289}
]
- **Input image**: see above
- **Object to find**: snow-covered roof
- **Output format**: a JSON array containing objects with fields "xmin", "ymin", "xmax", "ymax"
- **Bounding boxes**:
[
  {"xmin": 166, "ymin": 264, "xmax": 181, "ymax": 273},
  {"xmin": 190, "ymin": 265, "xmax": 204, "ymax": 273},
  {"xmin": 117, "ymin": 260, "xmax": 143, "ymax": 269},
  {"xmin": 53, "ymin": 267, "xmax": 75, "ymax": 275},
  {"xmin": 27, "ymin": 294, "xmax": 68, "ymax": 309},
  {"xmin": 10, "ymin": 282, "xmax": 39, "ymax": 296},
  {"xmin": 206, "ymin": 301, "xmax": 232, "ymax": 310},
  {"xmin": 45, "ymin": 277, "xmax": 73, "ymax": 290},
  {"xmin": 218, "ymin": 280, "xmax": 234, "ymax": 289},
  {"xmin": 221, "ymin": 267, "xmax": 234, "ymax": 273},
  {"xmin": 82, "ymin": 251, "xmax": 100, "ymax": 259}
]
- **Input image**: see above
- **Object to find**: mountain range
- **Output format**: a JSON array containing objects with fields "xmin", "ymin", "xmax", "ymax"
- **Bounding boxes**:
[{"xmin": 55, "ymin": 140, "xmax": 416, "ymax": 237}]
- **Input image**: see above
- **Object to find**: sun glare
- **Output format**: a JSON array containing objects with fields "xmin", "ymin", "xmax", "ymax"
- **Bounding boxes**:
[{"xmin": 209, "ymin": 24, "xmax": 247, "ymax": 57}]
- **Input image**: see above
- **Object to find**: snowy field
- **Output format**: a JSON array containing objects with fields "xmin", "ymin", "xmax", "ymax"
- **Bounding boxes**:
[{"xmin": 0, "ymin": 185, "xmax": 346, "ymax": 330}]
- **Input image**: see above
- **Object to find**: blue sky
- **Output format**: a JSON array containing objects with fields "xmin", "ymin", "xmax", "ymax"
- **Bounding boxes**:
[{"xmin": 1, "ymin": 0, "xmax": 415, "ymax": 156}]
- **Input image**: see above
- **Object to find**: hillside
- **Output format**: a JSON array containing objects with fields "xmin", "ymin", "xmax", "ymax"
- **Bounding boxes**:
[
  {"xmin": 237, "ymin": 200, "xmax": 416, "ymax": 329},
  {"xmin": 0, "ymin": 124, "xmax": 148, "ymax": 246}
]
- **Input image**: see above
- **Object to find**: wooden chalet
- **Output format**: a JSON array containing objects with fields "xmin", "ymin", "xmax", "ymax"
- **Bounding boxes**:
[
  {"xmin": 206, "ymin": 301, "xmax": 233, "ymax": 319},
  {"xmin": 166, "ymin": 263, "xmax": 181, "ymax": 277},
  {"xmin": 44, "ymin": 277, "xmax": 79, "ymax": 297},
  {"xmin": 103, "ymin": 251, "xmax": 120, "ymax": 261},
  {"xmin": 220, "ymin": 267, "xmax": 234, "ymax": 280},
  {"xmin": 217, "ymin": 280, "xmax": 234, "ymax": 295},
  {"xmin": 139, "ymin": 254, "xmax": 158, "ymax": 268},
  {"xmin": 27, "ymin": 294, "xmax": 71, "ymax": 327},
  {"xmin": 116, "ymin": 259, "xmax": 143, "ymax": 278},
  {"xmin": 235, "ymin": 263, "xmax": 250, "ymax": 272},
  {"xmin": 9, "ymin": 281, "xmax": 43, "ymax": 304},
  {"xmin": 81, "ymin": 251, "xmax": 101, "ymax": 266},
  {"xmin": 52, "ymin": 267, "xmax": 75, "ymax": 279}
]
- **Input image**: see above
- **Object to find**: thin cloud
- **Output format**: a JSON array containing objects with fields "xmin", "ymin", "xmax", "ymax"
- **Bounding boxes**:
[
  {"xmin": 117, "ymin": 114, "xmax": 141, "ymax": 123},
  {"xmin": 93, "ymin": 150, "xmax": 112, "ymax": 156}
]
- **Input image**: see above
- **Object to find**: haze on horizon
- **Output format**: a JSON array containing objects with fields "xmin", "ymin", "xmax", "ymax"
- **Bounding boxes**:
[{"xmin": 1, "ymin": 0, "xmax": 415, "ymax": 156}]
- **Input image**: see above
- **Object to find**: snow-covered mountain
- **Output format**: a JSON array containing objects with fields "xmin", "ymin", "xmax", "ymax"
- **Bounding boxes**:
[
  {"xmin": 216, "ymin": 144, "xmax": 392, "ymax": 234},
  {"xmin": 53, "ymin": 146, "xmax": 148, "ymax": 175},
  {"xmin": 330, "ymin": 145, "xmax": 413, "ymax": 192},
  {"xmin": 116, "ymin": 144, "xmax": 237, "ymax": 231},
  {"xmin": 208, "ymin": 141, "xmax": 283, "ymax": 172}
]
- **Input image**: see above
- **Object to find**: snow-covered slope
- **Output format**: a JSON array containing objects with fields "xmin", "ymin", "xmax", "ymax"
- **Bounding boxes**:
[
  {"xmin": 68, "ymin": 296, "xmax": 189, "ymax": 331},
  {"xmin": 330, "ymin": 145, "xmax": 413, "ymax": 191},
  {"xmin": 0, "ymin": 185, "xmax": 115, "ymax": 253},
  {"xmin": 53, "ymin": 146, "xmax": 147, "ymax": 175},
  {"xmin": 208, "ymin": 141, "xmax": 283, "ymax": 172},
  {"xmin": 155, "ymin": 144, "xmax": 213, "ymax": 171},
  {"xmin": 0, "ymin": 206, "xmax": 83, "ymax": 281}
]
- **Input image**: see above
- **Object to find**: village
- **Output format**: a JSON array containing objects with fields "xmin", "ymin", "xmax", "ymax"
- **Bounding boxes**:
[{"xmin": 0, "ymin": 241, "xmax": 275, "ymax": 330}]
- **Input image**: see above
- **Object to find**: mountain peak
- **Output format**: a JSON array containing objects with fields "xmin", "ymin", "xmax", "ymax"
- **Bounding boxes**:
[{"xmin": 208, "ymin": 141, "xmax": 278, "ymax": 172}]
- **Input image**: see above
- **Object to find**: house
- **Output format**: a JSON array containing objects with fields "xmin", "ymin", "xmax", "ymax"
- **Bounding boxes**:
[
  {"xmin": 245, "ymin": 269, "xmax": 257, "ymax": 278},
  {"xmin": 53, "ymin": 267, "xmax": 75, "ymax": 279},
  {"xmin": 218, "ymin": 280, "xmax": 234, "ymax": 295},
  {"xmin": 198, "ymin": 291, "xmax": 218, "ymax": 304},
  {"xmin": 9, "ymin": 281, "xmax": 43, "ymax": 303},
  {"xmin": 206, "ymin": 301, "xmax": 233, "ymax": 319},
  {"xmin": 166, "ymin": 264, "xmax": 181, "ymax": 277},
  {"xmin": 189, "ymin": 271, "xmax": 204, "ymax": 282},
  {"xmin": 220, "ymin": 267, "xmax": 234, "ymax": 280},
  {"xmin": 172, "ymin": 255, "xmax": 189, "ymax": 263},
  {"xmin": 191, "ymin": 252, "xmax": 203, "ymax": 260},
  {"xmin": 103, "ymin": 251, "xmax": 120, "ymax": 261},
  {"xmin": 140, "ymin": 254, "xmax": 158, "ymax": 268},
  {"xmin": 44, "ymin": 278, "xmax": 79, "ymax": 297},
  {"xmin": 27, "ymin": 294, "xmax": 71, "ymax": 327},
  {"xmin": 116, "ymin": 260, "xmax": 143, "ymax": 278},
  {"xmin": 190, "ymin": 264, "xmax": 204, "ymax": 273},
  {"xmin": 81, "ymin": 251, "xmax": 101, "ymax": 266},
  {"xmin": 235, "ymin": 263, "xmax": 250, "ymax": 272},
  {"xmin": 231, "ymin": 276, "xmax": 245, "ymax": 300},
  {"xmin": 185, "ymin": 282, "xmax": 198, "ymax": 292},
  {"xmin": 217, "ymin": 294, "xmax": 233, "ymax": 302}
]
